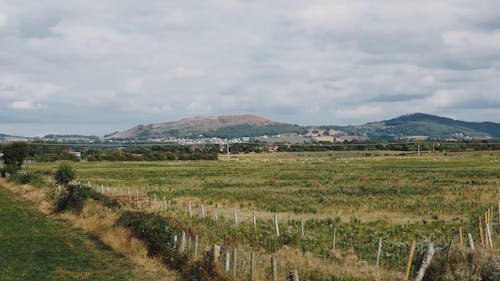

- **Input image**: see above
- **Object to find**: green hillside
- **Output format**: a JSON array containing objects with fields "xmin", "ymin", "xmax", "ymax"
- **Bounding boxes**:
[{"xmin": 325, "ymin": 113, "xmax": 500, "ymax": 140}]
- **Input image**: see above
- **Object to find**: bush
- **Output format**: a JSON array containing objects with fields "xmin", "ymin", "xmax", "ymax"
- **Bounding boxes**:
[
  {"xmin": 55, "ymin": 184, "xmax": 119, "ymax": 214},
  {"xmin": 11, "ymin": 172, "xmax": 45, "ymax": 188},
  {"xmin": 55, "ymin": 163, "xmax": 75, "ymax": 185}
]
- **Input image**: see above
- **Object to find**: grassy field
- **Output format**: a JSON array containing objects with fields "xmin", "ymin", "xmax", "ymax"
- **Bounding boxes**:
[
  {"xmin": 0, "ymin": 185, "xmax": 167, "ymax": 281},
  {"xmin": 25, "ymin": 150, "xmax": 500, "ymax": 272}
]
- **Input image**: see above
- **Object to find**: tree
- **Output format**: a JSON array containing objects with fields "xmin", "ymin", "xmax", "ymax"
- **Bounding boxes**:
[
  {"xmin": 55, "ymin": 163, "xmax": 75, "ymax": 185},
  {"xmin": 1, "ymin": 142, "xmax": 30, "ymax": 176}
]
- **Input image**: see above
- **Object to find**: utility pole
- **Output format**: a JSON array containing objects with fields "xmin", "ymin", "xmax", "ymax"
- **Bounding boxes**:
[{"xmin": 417, "ymin": 142, "xmax": 421, "ymax": 157}]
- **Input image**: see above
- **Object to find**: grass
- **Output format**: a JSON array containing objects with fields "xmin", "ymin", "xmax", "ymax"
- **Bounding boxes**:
[
  {"xmin": 0, "ymin": 184, "xmax": 171, "ymax": 281},
  {"xmin": 24, "ymin": 150, "xmax": 500, "ymax": 277}
]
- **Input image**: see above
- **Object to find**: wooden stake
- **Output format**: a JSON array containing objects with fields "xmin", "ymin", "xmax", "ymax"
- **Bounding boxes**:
[
  {"xmin": 300, "ymin": 218, "xmax": 304, "ymax": 237},
  {"xmin": 153, "ymin": 194, "xmax": 157, "ymax": 209},
  {"xmin": 201, "ymin": 204, "xmax": 205, "ymax": 218},
  {"xmin": 274, "ymin": 213, "xmax": 280, "ymax": 237},
  {"xmin": 271, "ymin": 256, "xmax": 277, "ymax": 281},
  {"xmin": 458, "ymin": 226, "xmax": 463, "ymax": 247},
  {"xmin": 163, "ymin": 196, "xmax": 167, "ymax": 210},
  {"xmin": 188, "ymin": 201, "xmax": 192, "ymax": 218},
  {"xmin": 194, "ymin": 235, "xmax": 199, "ymax": 260},
  {"xmin": 232, "ymin": 248, "xmax": 237, "ymax": 279},
  {"xmin": 404, "ymin": 240, "xmax": 416, "ymax": 281},
  {"xmin": 498, "ymin": 201, "xmax": 500, "ymax": 225},
  {"xmin": 486, "ymin": 224, "xmax": 493, "ymax": 249},
  {"xmin": 233, "ymin": 208, "xmax": 238, "ymax": 225},
  {"xmin": 213, "ymin": 208, "xmax": 218, "ymax": 224},
  {"xmin": 213, "ymin": 245, "xmax": 221, "ymax": 263},
  {"xmin": 224, "ymin": 251, "xmax": 230, "ymax": 272},
  {"xmin": 250, "ymin": 251, "xmax": 255, "ymax": 281},
  {"xmin": 467, "ymin": 233, "xmax": 475, "ymax": 250},
  {"xmin": 479, "ymin": 216, "xmax": 485, "ymax": 247},
  {"xmin": 179, "ymin": 231, "xmax": 186, "ymax": 253},
  {"xmin": 252, "ymin": 209, "xmax": 257, "ymax": 230},
  {"xmin": 332, "ymin": 228, "xmax": 336, "ymax": 251},
  {"xmin": 415, "ymin": 243, "xmax": 435, "ymax": 281},
  {"xmin": 376, "ymin": 237, "xmax": 382, "ymax": 267}
]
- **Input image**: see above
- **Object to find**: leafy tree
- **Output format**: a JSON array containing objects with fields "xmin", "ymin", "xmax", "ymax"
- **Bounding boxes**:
[
  {"xmin": 55, "ymin": 163, "xmax": 75, "ymax": 185},
  {"xmin": 1, "ymin": 142, "xmax": 30, "ymax": 176}
]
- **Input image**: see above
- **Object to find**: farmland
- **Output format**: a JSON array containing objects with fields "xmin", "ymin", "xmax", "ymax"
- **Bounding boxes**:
[{"xmin": 24, "ymin": 150, "xmax": 500, "ymax": 276}]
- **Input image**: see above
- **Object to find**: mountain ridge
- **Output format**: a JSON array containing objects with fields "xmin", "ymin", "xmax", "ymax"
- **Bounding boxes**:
[{"xmin": 104, "ymin": 113, "xmax": 500, "ymax": 140}]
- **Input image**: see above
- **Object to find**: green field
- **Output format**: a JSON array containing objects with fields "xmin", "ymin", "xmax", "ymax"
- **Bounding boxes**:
[
  {"xmin": 0, "ymin": 185, "xmax": 162, "ymax": 281},
  {"xmin": 25, "ymin": 150, "xmax": 500, "ymax": 273}
]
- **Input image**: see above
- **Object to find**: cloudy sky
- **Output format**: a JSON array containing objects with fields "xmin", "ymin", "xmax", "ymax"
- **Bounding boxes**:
[{"xmin": 1, "ymin": 0, "xmax": 500, "ymax": 136}]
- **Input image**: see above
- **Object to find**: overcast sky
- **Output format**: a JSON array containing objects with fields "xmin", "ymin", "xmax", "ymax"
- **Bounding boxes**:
[{"xmin": 1, "ymin": 0, "xmax": 500, "ymax": 136}]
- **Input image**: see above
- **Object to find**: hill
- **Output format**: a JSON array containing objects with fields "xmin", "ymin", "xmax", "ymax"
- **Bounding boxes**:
[
  {"xmin": 104, "ymin": 114, "xmax": 305, "ymax": 140},
  {"xmin": 323, "ymin": 113, "xmax": 500, "ymax": 140}
]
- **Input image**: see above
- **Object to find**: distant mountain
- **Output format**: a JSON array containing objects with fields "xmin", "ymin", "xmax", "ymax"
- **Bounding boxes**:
[
  {"xmin": 104, "ymin": 113, "xmax": 500, "ymax": 141},
  {"xmin": 323, "ymin": 113, "xmax": 500, "ymax": 140},
  {"xmin": 104, "ymin": 114, "xmax": 305, "ymax": 140}
]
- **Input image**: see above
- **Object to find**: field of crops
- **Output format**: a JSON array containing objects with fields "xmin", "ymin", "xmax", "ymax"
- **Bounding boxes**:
[{"xmin": 26, "ymin": 150, "xmax": 500, "ymax": 274}]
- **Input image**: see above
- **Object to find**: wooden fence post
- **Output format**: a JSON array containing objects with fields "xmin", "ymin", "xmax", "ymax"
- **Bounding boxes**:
[
  {"xmin": 376, "ymin": 237, "xmax": 382, "ymax": 267},
  {"xmin": 253, "ymin": 209, "xmax": 257, "ymax": 230},
  {"xmin": 163, "ymin": 196, "xmax": 167, "ymax": 210},
  {"xmin": 271, "ymin": 256, "xmax": 277, "ymax": 281},
  {"xmin": 486, "ymin": 224, "xmax": 493, "ymax": 249},
  {"xmin": 404, "ymin": 240, "xmax": 416, "ymax": 281},
  {"xmin": 212, "ymin": 245, "xmax": 221, "ymax": 263},
  {"xmin": 287, "ymin": 270, "xmax": 300, "ymax": 281},
  {"xmin": 194, "ymin": 235, "xmax": 199, "ymax": 260},
  {"xmin": 179, "ymin": 231, "xmax": 186, "ymax": 253},
  {"xmin": 415, "ymin": 243, "xmax": 435, "ymax": 281},
  {"xmin": 233, "ymin": 209, "xmax": 238, "ymax": 226},
  {"xmin": 188, "ymin": 201, "xmax": 192, "ymax": 218},
  {"xmin": 232, "ymin": 248, "xmax": 237, "ymax": 279},
  {"xmin": 458, "ymin": 226, "xmax": 463, "ymax": 247},
  {"xmin": 498, "ymin": 201, "xmax": 500, "ymax": 225},
  {"xmin": 332, "ymin": 228, "xmax": 336, "ymax": 251},
  {"xmin": 201, "ymin": 204, "xmax": 205, "ymax": 218},
  {"xmin": 301, "ymin": 218, "xmax": 304, "ymax": 237},
  {"xmin": 214, "ymin": 208, "xmax": 219, "ymax": 224},
  {"xmin": 478, "ymin": 216, "xmax": 485, "ymax": 247},
  {"xmin": 250, "ymin": 251, "xmax": 255, "ymax": 281},
  {"xmin": 224, "ymin": 250, "xmax": 230, "ymax": 272},
  {"xmin": 153, "ymin": 194, "xmax": 157, "ymax": 209},
  {"xmin": 467, "ymin": 233, "xmax": 475, "ymax": 250},
  {"xmin": 274, "ymin": 213, "xmax": 280, "ymax": 237}
]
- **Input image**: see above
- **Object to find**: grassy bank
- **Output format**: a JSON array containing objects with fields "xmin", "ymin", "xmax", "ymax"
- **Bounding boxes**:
[{"xmin": 0, "ymin": 182, "xmax": 176, "ymax": 281}]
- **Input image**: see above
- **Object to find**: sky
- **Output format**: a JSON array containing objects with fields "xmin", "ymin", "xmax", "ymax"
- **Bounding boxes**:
[{"xmin": 1, "ymin": 0, "xmax": 500, "ymax": 136}]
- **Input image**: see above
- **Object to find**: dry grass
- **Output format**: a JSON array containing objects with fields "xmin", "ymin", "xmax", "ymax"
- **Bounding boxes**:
[{"xmin": 211, "ymin": 246, "xmax": 403, "ymax": 281}]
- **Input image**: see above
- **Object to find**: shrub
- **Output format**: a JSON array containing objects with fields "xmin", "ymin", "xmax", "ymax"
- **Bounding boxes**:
[
  {"xmin": 55, "ymin": 163, "xmax": 75, "ymax": 185},
  {"xmin": 55, "ymin": 184, "xmax": 119, "ymax": 214},
  {"xmin": 11, "ymin": 172, "xmax": 45, "ymax": 188}
]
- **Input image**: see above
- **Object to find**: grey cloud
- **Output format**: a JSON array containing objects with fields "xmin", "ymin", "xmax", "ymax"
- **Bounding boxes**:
[
  {"xmin": 0, "ymin": 0, "xmax": 500, "ymax": 136},
  {"xmin": 369, "ymin": 94, "xmax": 429, "ymax": 103}
]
